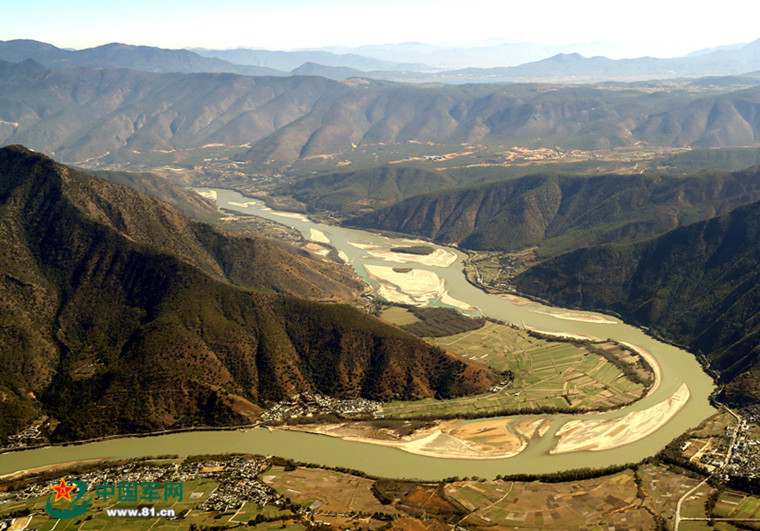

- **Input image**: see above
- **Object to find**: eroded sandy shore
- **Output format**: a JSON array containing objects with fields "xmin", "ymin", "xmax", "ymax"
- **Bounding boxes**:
[
  {"xmin": 309, "ymin": 228, "xmax": 331, "ymax": 244},
  {"xmin": 550, "ymin": 383, "xmax": 690, "ymax": 454},
  {"xmin": 368, "ymin": 248, "xmax": 457, "ymax": 267}
]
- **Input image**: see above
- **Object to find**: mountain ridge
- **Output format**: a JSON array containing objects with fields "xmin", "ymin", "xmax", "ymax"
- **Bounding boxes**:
[
  {"xmin": 344, "ymin": 166, "xmax": 760, "ymax": 257},
  {"xmin": 0, "ymin": 146, "xmax": 497, "ymax": 440}
]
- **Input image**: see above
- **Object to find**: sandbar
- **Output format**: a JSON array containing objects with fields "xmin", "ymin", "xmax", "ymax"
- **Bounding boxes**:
[
  {"xmin": 364, "ymin": 264, "xmax": 473, "ymax": 310},
  {"xmin": 337, "ymin": 250, "xmax": 350, "ymax": 264},
  {"xmin": 550, "ymin": 383, "xmax": 689, "ymax": 454},
  {"xmin": 282, "ymin": 419, "xmax": 528, "ymax": 460},
  {"xmin": 532, "ymin": 309, "xmax": 617, "ymax": 324},
  {"xmin": 368, "ymin": 248, "xmax": 457, "ymax": 267},
  {"xmin": 347, "ymin": 241, "xmax": 380, "ymax": 250},
  {"xmin": 309, "ymin": 228, "xmax": 331, "ymax": 244}
]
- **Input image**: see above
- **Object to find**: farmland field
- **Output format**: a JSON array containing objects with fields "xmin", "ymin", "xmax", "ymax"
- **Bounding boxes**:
[{"xmin": 380, "ymin": 321, "xmax": 649, "ymax": 418}]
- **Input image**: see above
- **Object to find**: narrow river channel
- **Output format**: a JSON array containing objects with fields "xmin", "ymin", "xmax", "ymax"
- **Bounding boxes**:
[{"xmin": 0, "ymin": 189, "xmax": 716, "ymax": 481}]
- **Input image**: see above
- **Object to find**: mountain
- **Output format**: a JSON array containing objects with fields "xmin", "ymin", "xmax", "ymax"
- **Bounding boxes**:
[
  {"xmin": 290, "ymin": 62, "xmax": 366, "ymax": 80},
  {"xmin": 86, "ymin": 169, "xmax": 222, "ymax": 222},
  {"xmin": 192, "ymin": 47, "xmax": 431, "ymax": 72},
  {"xmin": 323, "ymin": 41, "xmax": 626, "ymax": 70},
  {"xmin": 339, "ymin": 39, "xmax": 760, "ymax": 83},
  {"xmin": 278, "ymin": 165, "xmax": 458, "ymax": 214},
  {"xmin": 0, "ymin": 39, "xmax": 285, "ymax": 76},
  {"xmin": 0, "ymin": 59, "xmax": 353, "ymax": 164},
  {"xmin": 513, "ymin": 199, "xmax": 760, "ymax": 404},
  {"xmin": 345, "ymin": 167, "xmax": 760, "ymax": 256},
  {"xmin": 0, "ymin": 146, "xmax": 497, "ymax": 440},
  {"xmin": 4, "ymin": 58, "xmax": 760, "ymax": 168}
]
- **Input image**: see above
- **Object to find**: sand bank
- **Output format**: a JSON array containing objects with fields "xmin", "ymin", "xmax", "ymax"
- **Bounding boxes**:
[
  {"xmin": 550, "ymin": 383, "xmax": 689, "ymax": 454},
  {"xmin": 364, "ymin": 264, "xmax": 473, "ymax": 310},
  {"xmin": 195, "ymin": 189, "xmax": 217, "ymax": 201},
  {"xmin": 368, "ymin": 248, "xmax": 457, "ymax": 267},
  {"xmin": 303, "ymin": 242, "xmax": 331, "ymax": 257},
  {"xmin": 309, "ymin": 228, "xmax": 331, "ymax": 244},
  {"xmin": 619, "ymin": 341, "xmax": 662, "ymax": 398},
  {"xmin": 337, "ymin": 250, "xmax": 350, "ymax": 264},
  {"xmin": 283, "ymin": 419, "xmax": 529, "ymax": 460},
  {"xmin": 500, "ymin": 294, "xmax": 532, "ymax": 306}
]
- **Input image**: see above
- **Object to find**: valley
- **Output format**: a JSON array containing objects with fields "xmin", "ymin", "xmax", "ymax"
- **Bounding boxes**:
[{"xmin": 5, "ymin": 23, "xmax": 760, "ymax": 529}]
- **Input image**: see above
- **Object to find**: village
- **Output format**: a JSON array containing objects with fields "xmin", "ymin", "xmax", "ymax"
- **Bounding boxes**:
[{"xmin": 260, "ymin": 393, "xmax": 381, "ymax": 423}]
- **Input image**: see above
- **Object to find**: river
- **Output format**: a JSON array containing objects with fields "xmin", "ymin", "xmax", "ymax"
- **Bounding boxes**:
[{"xmin": 0, "ymin": 189, "xmax": 716, "ymax": 480}]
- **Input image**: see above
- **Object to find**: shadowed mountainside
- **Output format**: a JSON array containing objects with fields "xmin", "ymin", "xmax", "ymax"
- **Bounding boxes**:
[
  {"xmin": 279, "ymin": 165, "xmax": 458, "ymax": 214},
  {"xmin": 345, "ymin": 167, "xmax": 760, "ymax": 257},
  {"xmin": 0, "ymin": 146, "xmax": 497, "ymax": 441}
]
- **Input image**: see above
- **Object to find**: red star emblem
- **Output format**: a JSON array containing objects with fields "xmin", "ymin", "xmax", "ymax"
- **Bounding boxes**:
[{"xmin": 50, "ymin": 478, "xmax": 76, "ymax": 502}]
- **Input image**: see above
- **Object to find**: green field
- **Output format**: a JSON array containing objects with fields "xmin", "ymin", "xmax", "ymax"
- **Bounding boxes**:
[
  {"xmin": 379, "ymin": 306, "xmax": 420, "ymax": 326},
  {"xmin": 380, "ymin": 321, "xmax": 647, "ymax": 418}
]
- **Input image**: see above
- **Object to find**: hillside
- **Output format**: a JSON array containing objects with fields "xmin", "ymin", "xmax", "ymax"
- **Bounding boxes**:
[
  {"xmin": 0, "ymin": 59, "xmax": 352, "ymax": 165},
  {"xmin": 514, "ymin": 200, "xmax": 760, "ymax": 403},
  {"xmin": 0, "ymin": 146, "xmax": 497, "ymax": 441},
  {"xmin": 4, "ymin": 59, "xmax": 760, "ymax": 169},
  {"xmin": 278, "ymin": 165, "xmax": 458, "ymax": 214},
  {"xmin": 345, "ymin": 167, "xmax": 760, "ymax": 256},
  {"xmin": 87, "ymin": 168, "xmax": 221, "ymax": 222}
]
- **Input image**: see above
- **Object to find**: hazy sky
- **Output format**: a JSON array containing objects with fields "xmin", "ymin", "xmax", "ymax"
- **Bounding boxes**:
[{"xmin": 3, "ymin": 0, "xmax": 759, "ymax": 58}]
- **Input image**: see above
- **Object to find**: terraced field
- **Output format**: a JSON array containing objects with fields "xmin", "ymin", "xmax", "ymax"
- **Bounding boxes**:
[
  {"xmin": 447, "ymin": 471, "xmax": 653, "ymax": 529},
  {"xmin": 379, "ymin": 321, "xmax": 648, "ymax": 418}
]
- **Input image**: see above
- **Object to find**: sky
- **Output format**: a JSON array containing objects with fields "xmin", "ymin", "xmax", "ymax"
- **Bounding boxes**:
[{"xmin": 3, "ymin": 0, "xmax": 760, "ymax": 59}]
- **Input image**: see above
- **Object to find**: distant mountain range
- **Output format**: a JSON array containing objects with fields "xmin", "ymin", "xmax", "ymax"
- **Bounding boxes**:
[
  {"xmin": 0, "ymin": 39, "xmax": 285, "ymax": 76},
  {"xmin": 3, "ymin": 57, "xmax": 760, "ymax": 168},
  {"xmin": 191, "ymin": 46, "xmax": 433, "ymax": 73},
  {"xmin": 0, "ymin": 146, "xmax": 496, "ymax": 441},
  {"xmin": 5, "ymin": 38, "xmax": 760, "ymax": 85}
]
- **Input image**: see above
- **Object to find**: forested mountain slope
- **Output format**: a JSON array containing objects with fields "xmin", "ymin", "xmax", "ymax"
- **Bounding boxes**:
[{"xmin": 0, "ymin": 146, "xmax": 496, "ymax": 441}]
